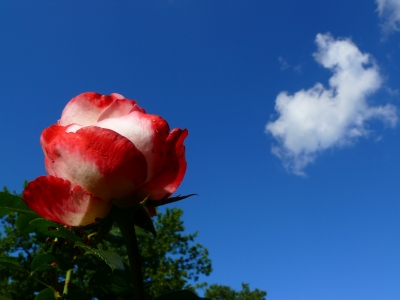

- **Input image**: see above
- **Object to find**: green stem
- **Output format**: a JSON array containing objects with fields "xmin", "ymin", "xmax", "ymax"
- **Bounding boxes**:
[
  {"xmin": 112, "ymin": 206, "xmax": 145, "ymax": 300},
  {"xmin": 62, "ymin": 269, "xmax": 73, "ymax": 297},
  {"xmin": 50, "ymin": 237, "xmax": 58, "ymax": 254}
]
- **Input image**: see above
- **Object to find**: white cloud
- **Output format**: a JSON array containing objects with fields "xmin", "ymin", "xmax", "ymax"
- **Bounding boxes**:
[
  {"xmin": 376, "ymin": 0, "xmax": 400, "ymax": 33},
  {"xmin": 266, "ymin": 33, "xmax": 397, "ymax": 176}
]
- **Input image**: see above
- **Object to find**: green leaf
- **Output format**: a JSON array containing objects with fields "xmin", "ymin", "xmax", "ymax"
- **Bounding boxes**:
[
  {"xmin": 155, "ymin": 290, "xmax": 203, "ymax": 300},
  {"xmin": 35, "ymin": 288, "xmax": 59, "ymax": 300},
  {"xmin": 0, "ymin": 256, "xmax": 29, "ymax": 273},
  {"xmin": 29, "ymin": 219, "xmax": 82, "ymax": 243},
  {"xmin": 32, "ymin": 264, "xmax": 56, "ymax": 273},
  {"xmin": 0, "ymin": 295, "xmax": 13, "ymax": 300},
  {"xmin": 31, "ymin": 253, "xmax": 73, "ymax": 273},
  {"xmin": 75, "ymin": 242, "xmax": 124, "ymax": 271},
  {"xmin": 0, "ymin": 191, "xmax": 36, "ymax": 216},
  {"xmin": 16, "ymin": 214, "xmax": 42, "ymax": 234}
]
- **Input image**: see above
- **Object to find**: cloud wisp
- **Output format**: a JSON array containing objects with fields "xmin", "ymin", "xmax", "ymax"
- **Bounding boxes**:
[
  {"xmin": 266, "ymin": 33, "xmax": 397, "ymax": 176},
  {"xmin": 278, "ymin": 56, "xmax": 302, "ymax": 73},
  {"xmin": 376, "ymin": 0, "xmax": 400, "ymax": 34}
]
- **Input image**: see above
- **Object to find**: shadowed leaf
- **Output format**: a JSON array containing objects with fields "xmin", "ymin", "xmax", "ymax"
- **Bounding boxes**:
[
  {"xmin": 0, "ymin": 192, "xmax": 35, "ymax": 216},
  {"xmin": 29, "ymin": 219, "xmax": 82, "ymax": 243},
  {"xmin": 35, "ymin": 288, "xmax": 59, "ymax": 300},
  {"xmin": 0, "ymin": 256, "xmax": 29, "ymax": 273},
  {"xmin": 75, "ymin": 242, "xmax": 125, "ymax": 272},
  {"xmin": 88, "ymin": 268, "xmax": 132, "ymax": 296},
  {"xmin": 59, "ymin": 283, "xmax": 87, "ymax": 299},
  {"xmin": 31, "ymin": 253, "xmax": 73, "ymax": 273},
  {"xmin": 16, "ymin": 214, "xmax": 42, "ymax": 234}
]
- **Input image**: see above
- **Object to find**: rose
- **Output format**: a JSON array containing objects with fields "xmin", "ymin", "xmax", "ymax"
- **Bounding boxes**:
[{"xmin": 22, "ymin": 92, "xmax": 187, "ymax": 226}]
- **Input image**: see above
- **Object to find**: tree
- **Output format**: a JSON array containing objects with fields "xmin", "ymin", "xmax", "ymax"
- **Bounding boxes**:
[
  {"xmin": 204, "ymin": 283, "xmax": 267, "ymax": 300},
  {"xmin": 0, "ymin": 187, "xmax": 266, "ymax": 299}
]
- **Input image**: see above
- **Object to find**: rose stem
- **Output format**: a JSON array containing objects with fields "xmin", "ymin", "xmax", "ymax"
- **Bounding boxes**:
[
  {"xmin": 112, "ymin": 206, "xmax": 145, "ymax": 300},
  {"xmin": 62, "ymin": 268, "xmax": 73, "ymax": 296}
]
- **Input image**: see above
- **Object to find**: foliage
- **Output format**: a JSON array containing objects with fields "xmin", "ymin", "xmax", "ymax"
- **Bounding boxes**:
[
  {"xmin": 0, "ymin": 187, "xmax": 266, "ymax": 299},
  {"xmin": 204, "ymin": 283, "xmax": 267, "ymax": 300},
  {"xmin": 139, "ymin": 208, "xmax": 212, "ymax": 298}
]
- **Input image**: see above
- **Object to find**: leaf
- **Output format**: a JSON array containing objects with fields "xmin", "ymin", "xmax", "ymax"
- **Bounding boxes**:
[
  {"xmin": 0, "ymin": 191, "xmax": 36, "ymax": 216},
  {"xmin": 29, "ymin": 219, "xmax": 82, "ymax": 243},
  {"xmin": 16, "ymin": 214, "xmax": 42, "ymax": 234},
  {"xmin": 75, "ymin": 242, "xmax": 124, "ymax": 271},
  {"xmin": 155, "ymin": 290, "xmax": 203, "ymax": 300},
  {"xmin": 31, "ymin": 253, "xmax": 73, "ymax": 273},
  {"xmin": 0, "ymin": 295, "xmax": 12, "ymax": 300},
  {"xmin": 35, "ymin": 288, "xmax": 59, "ymax": 300},
  {"xmin": 32, "ymin": 264, "xmax": 56, "ymax": 273},
  {"xmin": 0, "ymin": 256, "xmax": 29, "ymax": 273}
]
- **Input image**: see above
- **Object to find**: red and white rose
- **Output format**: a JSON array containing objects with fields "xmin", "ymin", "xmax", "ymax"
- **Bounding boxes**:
[{"xmin": 23, "ymin": 92, "xmax": 187, "ymax": 226}]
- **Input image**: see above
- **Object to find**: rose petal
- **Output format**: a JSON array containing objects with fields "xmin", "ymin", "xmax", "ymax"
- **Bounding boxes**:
[
  {"xmin": 138, "ymin": 128, "xmax": 188, "ymax": 200},
  {"xmin": 109, "ymin": 93, "xmax": 125, "ymax": 100},
  {"xmin": 44, "ymin": 126, "xmax": 148, "ymax": 201},
  {"xmin": 65, "ymin": 124, "xmax": 85, "ymax": 133},
  {"xmin": 96, "ymin": 111, "xmax": 170, "ymax": 182},
  {"xmin": 22, "ymin": 176, "xmax": 111, "ymax": 226},
  {"xmin": 40, "ymin": 124, "xmax": 81, "ymax": 150},
  {"xmin": 59, "ymin": 92, "xmax": 115, "ymax": 126},
  {"xmin": 97, "ymin": 99, "xmax": 143, "ymax": 122},
  {"xmin": 41, "ymin": 125, "xmax": 69, "ymax": 150},
  {"xmin": 128, "ymin": 104, "xmax": 146, "ymax": 114}
]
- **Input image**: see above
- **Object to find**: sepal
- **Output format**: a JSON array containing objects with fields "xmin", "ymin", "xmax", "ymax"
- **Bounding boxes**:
[
  {"xmin": 146, "ymin": 194, "xmax": 197, "ymax": 208},
  {"xmin": 111, "ymin": 204, "xmax": 157, "ymax": 238}
]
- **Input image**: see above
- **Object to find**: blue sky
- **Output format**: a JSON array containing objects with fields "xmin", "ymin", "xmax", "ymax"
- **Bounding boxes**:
[{"xmin": 1, "ymin": 1, "xmax": 400, "ymax": 299}]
